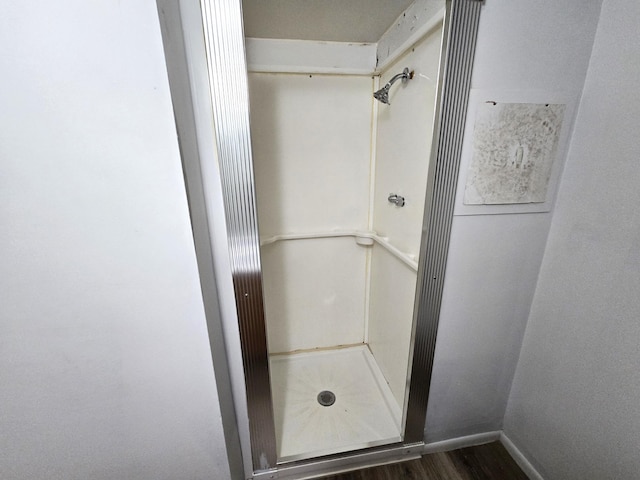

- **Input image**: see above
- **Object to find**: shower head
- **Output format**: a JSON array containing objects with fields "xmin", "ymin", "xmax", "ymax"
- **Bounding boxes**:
[
  {"xmin": 373, "ymin": 67, "xmax": 413, "ymax": 105},
  {"xmin": 373, "ymin": 85, "xmax": 391, "ymax": 105}
]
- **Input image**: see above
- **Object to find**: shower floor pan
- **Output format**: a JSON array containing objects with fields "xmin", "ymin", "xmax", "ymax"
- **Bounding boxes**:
[{"xmin": 269, "ymin": 345, "xmax": 402, "ymax": 463}]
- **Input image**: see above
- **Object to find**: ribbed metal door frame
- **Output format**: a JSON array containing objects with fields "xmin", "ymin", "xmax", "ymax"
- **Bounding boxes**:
[
  {"xmin": 197, "ymin": 0, "xmax": 482, "ymax": 474},
  {"xmin": 199, "ymin": 0, "xmax": 277, "ymax": 471},
  {"xmin": 404, "ymin": 0, "xmax": 483, "ymax": 443}
]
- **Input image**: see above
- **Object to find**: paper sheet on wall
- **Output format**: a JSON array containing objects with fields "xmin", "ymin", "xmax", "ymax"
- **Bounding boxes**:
[{"xmin": 463, "ymin": 102, "xmax": 565, "ymax": 205}]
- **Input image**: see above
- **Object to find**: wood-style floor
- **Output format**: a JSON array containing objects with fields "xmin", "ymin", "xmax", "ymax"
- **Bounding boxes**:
[{"xmin": 320, "ymin": 442, "xmax": 529, "ymax": 480}]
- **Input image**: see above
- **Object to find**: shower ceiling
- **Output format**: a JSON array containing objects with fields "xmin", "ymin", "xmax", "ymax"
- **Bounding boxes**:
[{"xmin": 242, "ymin": 0, "xmax": 415, "ymax": 43}]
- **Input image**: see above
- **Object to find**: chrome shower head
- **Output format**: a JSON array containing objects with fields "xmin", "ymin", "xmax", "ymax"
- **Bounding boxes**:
[
  {"xmin": 373, "ymin": 67, "xmax": 413, "ymax": 105},
  {"xmin": 373, "ymin": 85, "xmax": 391, "ymax": 105}
]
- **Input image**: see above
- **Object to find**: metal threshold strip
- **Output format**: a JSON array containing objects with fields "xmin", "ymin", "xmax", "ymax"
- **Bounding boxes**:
[{"xmin": 253, "ymin": 442, "xmax": 425, "ymax": 480}]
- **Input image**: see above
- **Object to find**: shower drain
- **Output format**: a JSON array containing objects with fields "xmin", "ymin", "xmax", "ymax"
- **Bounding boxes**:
[{"xmin": 317, "ymin": 390, "xmax": 336, "ymax": 407}]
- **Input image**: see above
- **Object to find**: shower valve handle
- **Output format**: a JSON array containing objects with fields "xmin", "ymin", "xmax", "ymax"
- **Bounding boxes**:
[{"xmin": 388, "ymin": 194, "xmax": 405, "ymax": 207}]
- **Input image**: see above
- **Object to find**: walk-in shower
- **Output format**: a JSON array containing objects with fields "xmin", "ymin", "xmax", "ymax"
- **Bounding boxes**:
[
  {"xmin": 165, "ymin": 0, "xmax": 485, "ymax": 478},
  {"xmin": 373, "ymin": 67, "xmax": 414, "ymax": 105},
  {"xmin": 248, "ymin": 41, "xmax": 438, "ymax": 463}
]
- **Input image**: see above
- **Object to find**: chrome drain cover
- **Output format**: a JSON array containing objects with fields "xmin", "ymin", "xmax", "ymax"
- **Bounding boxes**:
[{"xmin": 317, "ymin": 390, "xmax": 336, "ymax": 407}]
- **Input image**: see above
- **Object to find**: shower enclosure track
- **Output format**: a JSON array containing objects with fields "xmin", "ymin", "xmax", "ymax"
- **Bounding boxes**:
[{"xmin": 260, "ymin": 230, "xmax": 418, "ymax": 271}]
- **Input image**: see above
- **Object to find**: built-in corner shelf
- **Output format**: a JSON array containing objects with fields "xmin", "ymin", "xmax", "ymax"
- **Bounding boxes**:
[{"xmin": 260, "ymin": 230, "xmax": 418, "ymax": 272}]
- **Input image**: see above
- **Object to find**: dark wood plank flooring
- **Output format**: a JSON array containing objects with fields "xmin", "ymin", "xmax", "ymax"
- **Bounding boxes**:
[{"xmin": 320, "ymin": 442, "xmax": 528, "ymax": 480}]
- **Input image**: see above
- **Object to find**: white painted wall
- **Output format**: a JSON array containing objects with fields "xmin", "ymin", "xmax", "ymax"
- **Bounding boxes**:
[
  {"xmin": 503, "ymin": 0, "xmax": 640, "ymax": 478},
  {"xmin": 0, "ymin": 1, "xmax": 230, "ymax": 479},
  {"xmin": 248, "ymin": 73, "xmax": 372, "ymax": 353},
  {"xmin": 424, "ymin": 0, "xmax": 603, "ymax": 442},
  {"xmin": 368, "ymin": 25, "xmax": 443, "ymax": 408}
]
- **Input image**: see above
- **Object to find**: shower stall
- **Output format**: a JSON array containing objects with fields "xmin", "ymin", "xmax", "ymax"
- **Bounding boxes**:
[
  {"xmin": 159, "ymin": 0, "xmax": 482, "ymax": 478},
  {"xmin": 249, "ymin": 30, "xmax": 443, "ymax": 461}
]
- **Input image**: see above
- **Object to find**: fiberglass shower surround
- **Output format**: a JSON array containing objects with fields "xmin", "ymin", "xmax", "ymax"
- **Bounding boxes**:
[{"xmin": 247, "ymin": 25, "xmax": 443, "ymax": 462}]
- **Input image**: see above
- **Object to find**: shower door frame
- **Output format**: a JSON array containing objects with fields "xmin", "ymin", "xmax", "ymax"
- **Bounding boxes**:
[{"xmin": 157, "ymin": 0, "xmax": 483, "ymax": 478}]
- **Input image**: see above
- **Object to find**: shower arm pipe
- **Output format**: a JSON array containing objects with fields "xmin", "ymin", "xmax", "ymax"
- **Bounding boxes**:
[
  {"xmin": 260, "ymin": 230, "xmax": 418, "ymax": 272},
  {"xmin": 373, "ymin": 67, "xmax": 414, "ymax": 105},
  {"xmin": 386, "ymin": 70, "xmax": 411, "ymax": 88}
]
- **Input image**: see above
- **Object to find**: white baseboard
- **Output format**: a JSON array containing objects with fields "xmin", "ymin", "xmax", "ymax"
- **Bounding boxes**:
[
  {"xmin": 423, "ymin": 431, "xmax": 501, "ymax": 454},
  {"xmin": 500, "ymin": 432, "xmax": 544, "ymax": 480}
]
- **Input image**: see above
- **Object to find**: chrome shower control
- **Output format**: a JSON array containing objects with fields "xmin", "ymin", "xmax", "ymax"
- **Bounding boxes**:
[{"xmin": 388, "ymin": 193, "xmax": 405, "ymax": 207}]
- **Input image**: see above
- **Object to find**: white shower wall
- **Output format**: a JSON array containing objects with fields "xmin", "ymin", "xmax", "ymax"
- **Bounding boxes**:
[
  {"xmin": 367, "ymin": 245, "xmax": 419, "ymax": 406},
  {"xmin": 249, "ymin": 73, "xmax": 373, "ymax": 352},
  {"xmin": 369, "ymin": 26, "xmax": 443, "ymax": 407},
  {"xmin": 260, "ymin": 238, "xmax": 368, "ymax": 352},
  {"xmin": 372, "ymin": 28, "xmax": 442, "ymax": 256},
  {"xmin": 247, "ymin": 24, "xmax": 443, "ymax": 402}
]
